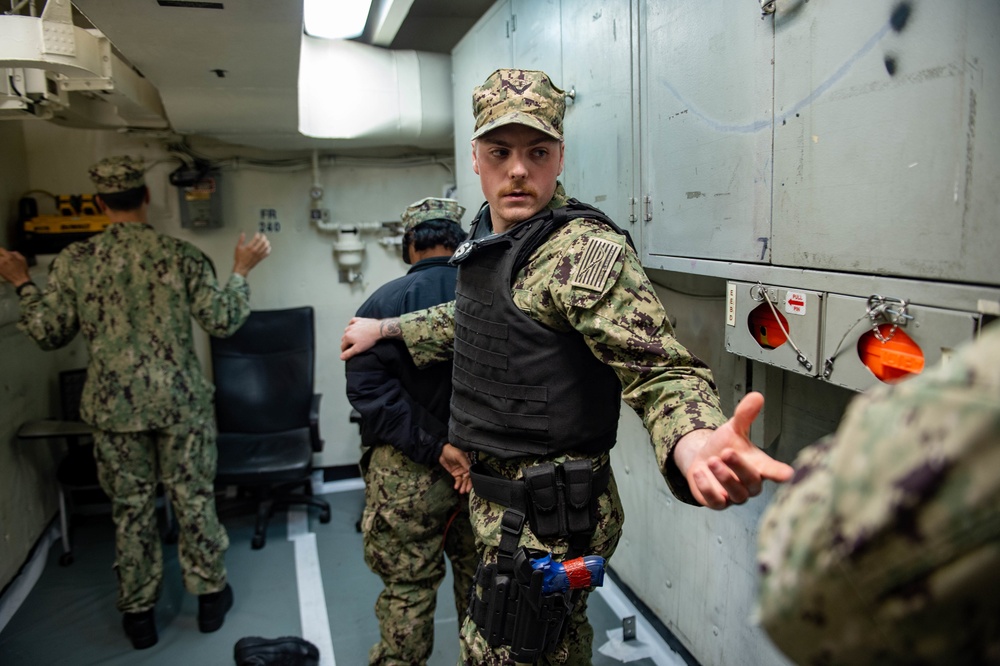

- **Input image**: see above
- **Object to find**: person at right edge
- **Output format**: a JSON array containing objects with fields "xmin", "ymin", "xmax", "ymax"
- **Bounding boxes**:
[
  {"xmin": 340, "ymin": 69, "xmax": 794, "ymax": 665},
  {"xmin": 756, "ymin": 321, "xmax": 1000, "ymax": 665},
  {"xmin": 345, "ymin": 197, "xmax": 478, "ymax": 665}
]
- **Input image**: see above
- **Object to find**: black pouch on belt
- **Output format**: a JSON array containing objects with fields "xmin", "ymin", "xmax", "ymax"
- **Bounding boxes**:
[
  {"xmin": 563, "ymin": 459, "xmax": 594, "ymax": 534},
  {"xmin": 523, "ymin": 460, "xmax": 596, "ymax": 538},
  {"xmin": 523, "ymin": 462, "xmax": 561, "ymax": 538}
]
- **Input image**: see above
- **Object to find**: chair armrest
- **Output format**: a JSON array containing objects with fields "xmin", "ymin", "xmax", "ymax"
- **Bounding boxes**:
[{"xmin": 310, "ymin": 393, "xmax": 324, "ymax": 452}]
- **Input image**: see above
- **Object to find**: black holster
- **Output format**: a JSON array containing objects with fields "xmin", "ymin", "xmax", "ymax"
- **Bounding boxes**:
[
  {"xmin": 471, "ymin": 546, "xmax": 578, "ymax": 662},
  {"xmin": 466, "ymin": 457, "xmax": 610, "ymax": 662}
]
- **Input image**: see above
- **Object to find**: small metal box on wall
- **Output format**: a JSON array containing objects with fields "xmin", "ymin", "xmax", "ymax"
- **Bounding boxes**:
[
  {"xmin": 725, "ymin": 281, "xmax": 823, "ymax": 377},
  {"xmin": 178, "ymin": 171, "xmax": 223, "ymax": 229},
  {"xmin": 819, "ymin": 294, "xmax": 982, "ymax": 393}
]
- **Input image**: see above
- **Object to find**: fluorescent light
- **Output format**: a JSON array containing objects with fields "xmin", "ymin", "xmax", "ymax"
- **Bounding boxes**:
[{"xmin": 303, "ymin": 0, "xmax": 374, "ymax": 40}]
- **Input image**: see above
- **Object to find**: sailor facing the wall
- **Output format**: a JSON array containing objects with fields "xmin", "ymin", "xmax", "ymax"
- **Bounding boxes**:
[{"xmin": 0, "ymin": 156, "xmax": 271, "ymax": 650}]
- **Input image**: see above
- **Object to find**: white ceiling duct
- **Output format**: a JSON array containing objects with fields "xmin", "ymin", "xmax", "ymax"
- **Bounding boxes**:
[
  {"xmin": 298, "ymin": 36, "xmax": 452, "ymax": 149},
  {"xmin": 2, "ymin": 0, "xmax": 458, "ymax": 151}
]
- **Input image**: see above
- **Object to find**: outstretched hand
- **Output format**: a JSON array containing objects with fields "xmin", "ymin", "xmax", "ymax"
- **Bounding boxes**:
[
  {"xmin": 672, "ymin": 392, "xmax": 793, "ymax": 510},
  {"xmin": 439, "ymin": 443, "xmax": 472, "ymax": 494}
]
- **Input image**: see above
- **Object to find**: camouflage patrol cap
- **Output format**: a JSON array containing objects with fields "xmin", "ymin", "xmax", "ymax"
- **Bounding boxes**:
[
  {"xmin": 401, "ymin": 197, "xmax": 465, "ymax": 233},
  {"xmin": 88, "ymin": 155, "xmax": 146, "ymax": 194},
  {"xmin": 471, "ymin": 69, "xmax": 565, "ymax": 141}
]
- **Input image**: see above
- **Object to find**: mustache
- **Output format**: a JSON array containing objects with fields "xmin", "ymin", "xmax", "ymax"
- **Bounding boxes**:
[{"xmin": 499, "ymin": 185, "xmax": 538, "ymax": 198}]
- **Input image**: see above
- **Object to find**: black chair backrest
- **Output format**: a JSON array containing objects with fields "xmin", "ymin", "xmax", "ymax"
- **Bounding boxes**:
[
  {"xmin": 58, "ymin": 369, "xmax": 87, "ymax": 422},
  {"xmin": 210, "ymin": 307, "xmax": 315, "ymax": 435}
]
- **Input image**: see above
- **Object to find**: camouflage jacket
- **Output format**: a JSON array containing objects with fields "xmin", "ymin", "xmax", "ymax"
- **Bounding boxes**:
[
  {"xmin": 756, "ymin": 322, "xmax": 1000, "ymax": 665},
  {"xmin": 17, "ymin": 223, "xmax": 251, "ymax": 431},
  {"xmin": 399, "ymin": 183, "xmax": 726, "ymax": 503}
]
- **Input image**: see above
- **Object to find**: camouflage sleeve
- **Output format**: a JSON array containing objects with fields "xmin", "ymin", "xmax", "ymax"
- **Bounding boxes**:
[
  {"xmin": 184, "ymin": 247, "xmax": 251, "ymax": 337},
  {"xmin": 16, "ymin": 254, "xmax": 80, "ymax": 350},
  {"xmin": 755, "ymin": 323, "xmax": 1000, "ymax": 665},
  {"xmin": 519, "ymin": 219, "xmax": 726, "ymax": 500},
  {"xmin": 399, "ymin": 300, "xmax": 455, "ymax": 367}
]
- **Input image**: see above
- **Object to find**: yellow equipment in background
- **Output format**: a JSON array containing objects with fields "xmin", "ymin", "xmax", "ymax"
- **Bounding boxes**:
[{"xmin": 19, "ymin": 194, "xmax": 112, "ymax": 255}]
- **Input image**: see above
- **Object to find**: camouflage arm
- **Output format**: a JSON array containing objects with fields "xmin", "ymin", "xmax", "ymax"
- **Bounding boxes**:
[
  {"xmin": 185, "ymin": 250, "xmax": 251, "ymax": 337},
  {"xmin": 399, "ymin": 300, "xmax": 455, "ymax": 367},
  {"xmin": 16, "ymin": 255, "xmax": 80, "ymax": 350},
  {"xmin": 520, "ymin": 219, "xmax": 726, "ymax": 501},
  {"xmin": 756, "ymin": 323, "xmax": 1000, "ymax": 664}
]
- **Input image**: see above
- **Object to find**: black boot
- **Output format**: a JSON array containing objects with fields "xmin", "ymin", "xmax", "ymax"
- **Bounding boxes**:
[
  {"xmin": 122, "ymin": 608, "xmax": 158, "ymax": 650},
  {"xmin": 198, "ymin": 583, "xmax": 234, "ymax": 633},
  {"xmin": 234, "ymin": 636, "xmax": 320, "ymax": 666}
]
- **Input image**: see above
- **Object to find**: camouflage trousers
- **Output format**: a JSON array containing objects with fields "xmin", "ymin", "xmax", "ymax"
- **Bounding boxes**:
[
  {"xmin": 93, "ymin": 412, "xmax": 229, "ymax": 614},
  {"xmin": 361, "ymin": 445, "xmax": 478, "ymax": 666},
  {"xmin": 459, "ymin": 467, "xmax": 625, "ymax": 666}
]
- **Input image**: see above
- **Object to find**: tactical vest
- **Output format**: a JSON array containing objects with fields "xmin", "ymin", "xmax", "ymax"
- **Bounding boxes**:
[{"xmin": 448, "ymin": 200, "xmax": 633, "ymax": 459}]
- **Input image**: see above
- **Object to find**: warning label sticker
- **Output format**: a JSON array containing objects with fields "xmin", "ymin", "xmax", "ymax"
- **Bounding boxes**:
[{"xmin": 785, "ymin": 291, "xmax": 807, "ymax": 316}]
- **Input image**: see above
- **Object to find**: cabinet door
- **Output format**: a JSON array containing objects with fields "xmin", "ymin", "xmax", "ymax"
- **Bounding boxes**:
[
  {"xmin": 451, "ymin": 0, "xmax": 514, "ymax": 213},
  {"xmin": 772, "ymin": 0, "xmax": 1000, "ymax": 285},
  {"xmin": 640, "ymin": 0, "xmax": 774, "ymax": 264},
  {"xmin": 511, "ymin": 0, "xmax": 562, "ymax": 79},
  {"xmin": 560, "ymin": 0, "xmax": 639, "ymax": 245}
]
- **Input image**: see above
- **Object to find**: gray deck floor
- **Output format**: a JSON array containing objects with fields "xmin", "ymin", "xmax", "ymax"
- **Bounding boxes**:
[{"xmin": 0, "ymin": 484, "xmax": 676, "ymax": 665}]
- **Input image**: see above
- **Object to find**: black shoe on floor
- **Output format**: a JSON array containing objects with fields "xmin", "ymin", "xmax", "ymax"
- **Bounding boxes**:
[
  {"xmin": 122, "ymin": 609, "xmax": 158, "ymax": 650},
  {"xmin": 198, "ymin": 583, "xmax": 234, "ymax": 633},
  {"xmin": 234, "ymin": 636, "xmax": 320, "ymax": 666}
]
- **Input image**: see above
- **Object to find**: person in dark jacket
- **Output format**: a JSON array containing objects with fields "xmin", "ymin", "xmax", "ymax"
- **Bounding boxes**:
[{"xmin": 345, "ymin": 197, "xmax": 478, "ymax": 666}]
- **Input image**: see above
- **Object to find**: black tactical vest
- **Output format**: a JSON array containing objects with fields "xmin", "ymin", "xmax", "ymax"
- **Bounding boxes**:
[{"xmin": 448, "ymin": 200, "xmax": 633, "ymax": 459}]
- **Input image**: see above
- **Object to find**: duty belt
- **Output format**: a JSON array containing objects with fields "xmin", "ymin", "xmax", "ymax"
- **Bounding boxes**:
[
  {"xmin": 470, "ymin": 460, "xmax": 610, "ymax": 514},
  {"xmin": 470, "ymin": 459, "xmax": 611, "ymax": 561}
]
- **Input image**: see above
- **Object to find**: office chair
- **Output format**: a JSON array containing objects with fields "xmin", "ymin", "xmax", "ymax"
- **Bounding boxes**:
[{"xmin": 211, "ymin": 306, "xmax": 331, "ymax": 550}]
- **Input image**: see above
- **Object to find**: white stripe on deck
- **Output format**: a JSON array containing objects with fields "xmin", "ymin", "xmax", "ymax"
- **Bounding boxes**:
[{"xmin": 288, "ymin": 507, "xmax": 335, "ymax": 666}]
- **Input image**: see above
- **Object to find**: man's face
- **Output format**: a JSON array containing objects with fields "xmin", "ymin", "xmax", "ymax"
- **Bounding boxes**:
[{"xmin": 471, "ymin": 124, "xmax": 564, "ymax": 233}]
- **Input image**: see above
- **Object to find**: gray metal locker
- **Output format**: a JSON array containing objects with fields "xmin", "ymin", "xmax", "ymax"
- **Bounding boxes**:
[
  {"xmin": 640, "ymin": 0, "xmax": 773, "ymax": 264},
  {"xmin": 771, "ymin": 0, "xmax": 999, "ymax": 285}
]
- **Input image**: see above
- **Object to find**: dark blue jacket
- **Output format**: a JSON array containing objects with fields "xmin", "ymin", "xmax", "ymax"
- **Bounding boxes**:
[{"xmin": 345, "ymin": 256, "xmax": 457, "ymax": 467}]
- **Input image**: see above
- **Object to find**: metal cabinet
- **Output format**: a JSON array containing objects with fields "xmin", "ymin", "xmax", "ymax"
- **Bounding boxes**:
[
  {"xmin": 640, "ymin": 0, "xmax": 774, "ymax": 265},
  {"xmin": 639, "ymin": 0, "xmax": 999, "ymax": 288},
  {"xmin": 772, "ymin": 0, "xmax": 1000, "ymax": 285},
  {"xmin": 560, "ymin": 0, "xmax": 640, "ymax": 247}
]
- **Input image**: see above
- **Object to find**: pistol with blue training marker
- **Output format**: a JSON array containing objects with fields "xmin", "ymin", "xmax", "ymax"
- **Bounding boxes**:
[{"xmin": 529, "ymin": 552, "xmax": 606, "ymax": 594}]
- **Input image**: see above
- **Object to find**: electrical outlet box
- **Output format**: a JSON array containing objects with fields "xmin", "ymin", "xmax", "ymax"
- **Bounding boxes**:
[{"xmin": 178, "ymin": 171, "xmax": 223, "ymax": 229}]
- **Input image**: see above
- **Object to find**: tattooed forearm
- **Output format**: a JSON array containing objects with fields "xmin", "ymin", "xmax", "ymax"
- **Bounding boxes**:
[{"xmin": 379, "ymin": 318, "xmax": 402, "ymax": 338}]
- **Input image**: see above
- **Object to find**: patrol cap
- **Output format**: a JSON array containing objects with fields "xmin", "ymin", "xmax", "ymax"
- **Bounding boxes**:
[
  {"xmin": 88, "ymin": 155, "xmax": 146, "ymax": 194},
  {"xmin": 401, "ymin": 197, "xmax": 465, "ymax": 233},
  {"xmin": 471, "ymin": 69, "xmax": 565, "ymax": 141}
]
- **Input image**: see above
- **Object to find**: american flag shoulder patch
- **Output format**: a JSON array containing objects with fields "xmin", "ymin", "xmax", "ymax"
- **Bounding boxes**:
[{"xmin": 570, "ymin": 237, "xmax": 622, "ymax": 291}]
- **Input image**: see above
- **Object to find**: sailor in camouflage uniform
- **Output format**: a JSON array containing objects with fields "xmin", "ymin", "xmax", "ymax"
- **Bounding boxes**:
[
  {"xmin": 0, "ymin": 156, "xmax": 271, "ymax": 650},
  {"xmin": 756, "ymin": 322, "xmax": 1000, "ymax": 666},
  {"xmin": 341, "ymin": 70, "xmax": 792, "ymax": 665},
  {"xmin": 346, "ymin": 198, "xmax": 478, "ymax": 665}
]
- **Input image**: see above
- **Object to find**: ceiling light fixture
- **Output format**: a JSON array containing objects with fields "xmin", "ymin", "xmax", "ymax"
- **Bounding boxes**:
[{"xmin": 303, "ymin": 0, "xmax": 374, "ymax": 40}]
